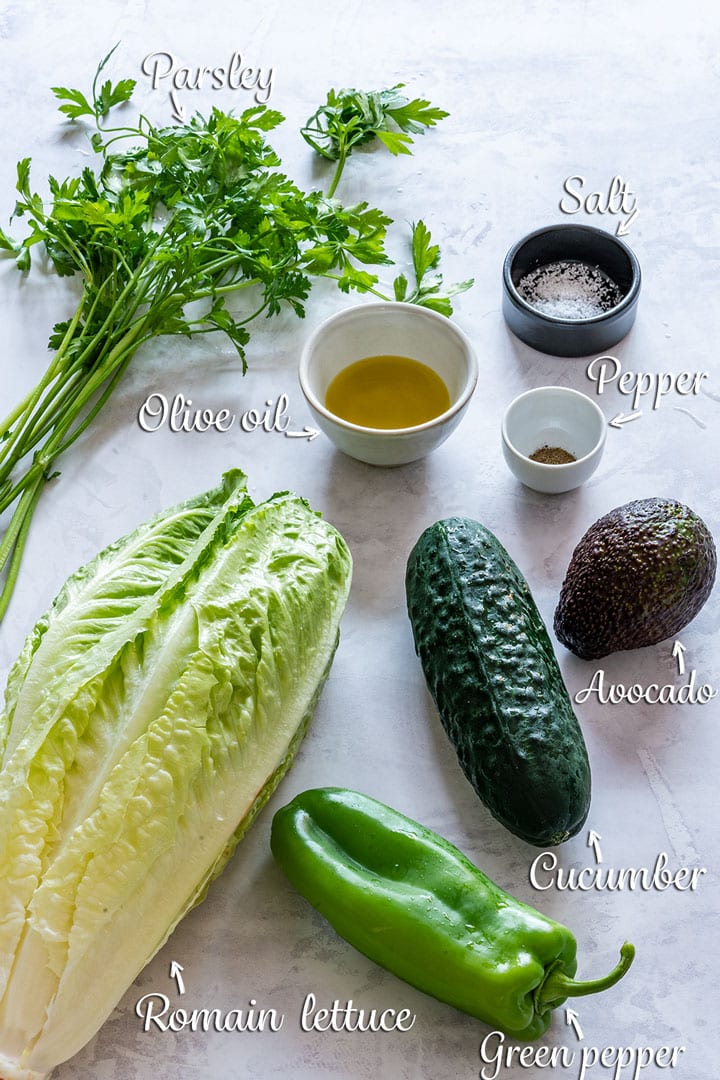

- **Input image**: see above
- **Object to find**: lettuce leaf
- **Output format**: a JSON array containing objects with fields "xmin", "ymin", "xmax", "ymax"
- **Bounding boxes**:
[{"xmin": 0, "ymin": 470, "xmax": 352, "ymax": 1078}]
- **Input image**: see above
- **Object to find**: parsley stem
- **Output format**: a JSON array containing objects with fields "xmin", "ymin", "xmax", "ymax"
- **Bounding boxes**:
[
  {"xmin": 0, "ymin": 279, "xmax": 144, "ymax": 478},
  {"xmin": 55, "ymin": 351, "xmax": 137, "ymax": 458},
  {"xmin": 0, "ymin": 301, "xmax": 83, "ymax": 448},
  {"xmin": 0, "ymin": 356, "xmax": 65, "ymax": 443},
  {"xmin": 0, "ymin": 471, "xmax": 45, "ymax": 620},
  {"xmin": 0, "ymin": 325, "xmax": 146, "ymax": 518},
  {"xmin": 326, "ymin": 151, "xmax": 347, "ymax": 199},
  {"xmin": 0, "ymin": 454, "xmax": 51, "ymax": 515}
]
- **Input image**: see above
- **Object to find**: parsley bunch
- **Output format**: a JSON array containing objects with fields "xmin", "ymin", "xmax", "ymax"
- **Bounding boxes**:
[{"xmin": 0, "ymin": 51, "xmax": 471, "ymax": 619}]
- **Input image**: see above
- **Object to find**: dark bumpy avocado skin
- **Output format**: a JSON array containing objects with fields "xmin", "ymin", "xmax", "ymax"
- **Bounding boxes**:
[
  {"xmin": 554, "ymin": 498, "xmax": 717, "ymax": 660},
  {"xmin": 406, "ymin": 518, "xmax": 591, "ymax": 847}
]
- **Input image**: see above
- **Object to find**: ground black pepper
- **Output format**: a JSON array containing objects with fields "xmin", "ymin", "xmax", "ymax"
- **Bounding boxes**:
[{"xmin": 530, "ymin": 445, "xmax": 577, "ymax": 464}]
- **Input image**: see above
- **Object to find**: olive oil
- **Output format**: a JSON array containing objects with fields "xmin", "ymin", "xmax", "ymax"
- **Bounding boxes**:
[{"xmin": 325, "ymin": 355, "xmax": 451, "ymax": 429}]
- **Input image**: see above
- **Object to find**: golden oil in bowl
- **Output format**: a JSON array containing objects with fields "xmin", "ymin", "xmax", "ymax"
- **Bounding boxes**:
[{"xmin": 325, "ymin": 354, "xmax": 451, "ymax": 430}]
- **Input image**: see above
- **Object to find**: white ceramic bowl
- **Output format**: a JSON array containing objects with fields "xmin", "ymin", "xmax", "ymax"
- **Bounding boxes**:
[
  {"xmin": 501, "ymin": 386, "xmax": 607, "ymax": 493},
  {"xmin": 299, "ymin": 302, "xmax": 478, "ymax": 466}
]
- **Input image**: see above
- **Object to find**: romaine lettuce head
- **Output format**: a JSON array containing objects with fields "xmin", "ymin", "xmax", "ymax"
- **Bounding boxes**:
[{"xmin": 0, "ymin": 470, "xmax": 352, "ymax": 1078}]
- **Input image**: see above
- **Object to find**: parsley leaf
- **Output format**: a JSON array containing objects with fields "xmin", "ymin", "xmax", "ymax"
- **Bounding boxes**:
[
  {"xmin": 392, "ymin": 221, "xmax": 474, "ymax": 315},
  {"xmin": 95, "ymin": 77, "xmax": 136, "ymax": 117},
  {"xmin": 52, "ymin": 86, "xmax": 95, "ymax": 120},
  {"xmin": 302, "ymin": 85, "xmax": 449, "ymax": 195}
]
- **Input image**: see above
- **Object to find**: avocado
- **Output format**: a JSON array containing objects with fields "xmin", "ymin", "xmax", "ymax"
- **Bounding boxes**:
[{"xmin": 554, "ymin": 498, "xmax": 716, "ymax": 660}]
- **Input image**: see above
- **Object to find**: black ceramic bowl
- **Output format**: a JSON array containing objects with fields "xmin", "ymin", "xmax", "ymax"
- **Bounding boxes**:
[{"xmin": 502, "ymin": 224, "xmax": 641, "ymax": 357}]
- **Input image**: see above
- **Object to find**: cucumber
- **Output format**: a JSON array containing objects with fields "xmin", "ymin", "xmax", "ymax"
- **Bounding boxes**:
[{"xmin": 405, "ymin": 518, "xmax": 590, "ymax": 846}]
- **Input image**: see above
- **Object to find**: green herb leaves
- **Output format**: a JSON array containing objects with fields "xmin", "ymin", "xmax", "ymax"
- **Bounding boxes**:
[
  {"xmin": 302, "ymin": 85, "xmax": 448, "ymax": 197},
  {"xmin": 302, "ymin": 85, "xmax": 448, "ymax": 161},
  {"xmin": 53, "ymin": 44, "xmax": 136, "ymax": 121},
  {"xmin": 393, "ymin": 221, "xmax": 475, "ymax": 317},
  {"xmin": 0, "ymin": 54, "xmax": 471, "ymax": 619},
  {"xmin": 300, "ymin": 84, "xmax": 471, "ymax": 311}
]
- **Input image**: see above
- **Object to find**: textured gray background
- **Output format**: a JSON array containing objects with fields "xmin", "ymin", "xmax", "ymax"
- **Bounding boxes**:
[{"xmin": 0, "ymin": 1, "xmax": 717, "ymax": 1076}]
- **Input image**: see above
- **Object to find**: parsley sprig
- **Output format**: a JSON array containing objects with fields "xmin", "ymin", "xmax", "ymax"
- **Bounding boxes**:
[
  {"xmin": 393, "ymin": 220, "xmax": 474, "ymax": 317},
  {"xmin": 301, "ymin": 85, "xmax": 449, "ymax": 197},
  {"xmin": 0, "ymin": 52, "xmax": 472, "ymax": 618}
]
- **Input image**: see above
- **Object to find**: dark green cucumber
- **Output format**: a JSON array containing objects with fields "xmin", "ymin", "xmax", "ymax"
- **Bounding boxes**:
[{"xmin": 405, "ymin": 518, "xmax": 590, "ymax": 846}]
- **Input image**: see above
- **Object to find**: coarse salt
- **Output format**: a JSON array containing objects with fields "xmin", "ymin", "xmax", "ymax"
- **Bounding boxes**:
[{"xmin": 517, "ymin": 260, "xmax": 623, "ymax": 321}]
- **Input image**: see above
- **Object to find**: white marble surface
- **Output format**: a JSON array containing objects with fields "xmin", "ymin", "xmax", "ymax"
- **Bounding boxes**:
[{"xmin": 0, "ymin": 1, "xmax": 718, "ymax": 1077}]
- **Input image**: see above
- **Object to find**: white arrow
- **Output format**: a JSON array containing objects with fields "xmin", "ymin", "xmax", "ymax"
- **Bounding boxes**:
[
  {"xmin": 565, "ymin": 1009, "xmax": 584, "ymax": 1041},
  {"xmin": 615, "ymin": 206, "xmax": 639, "ymax": 237},
  {"xmin": 588, "ymin": 830, "xmax": 603, "ymax": 863},
  {"xmin": 609, "ymin": 410, "xmax": 642, "ymax": 429},
  {"xmin": 285, "ymin": 426, "xmax": 320, "ymax": 441},
  {"xmin": 169, "ymin": 960, "xmax": 185, "ymax": 995},
  {"xmin": 169, "ymin": 89, "xmax": 186, "ymax": 123},
  {"xmin": 672, "ymin": 640, "xmax": 686, "ymax": 676}
]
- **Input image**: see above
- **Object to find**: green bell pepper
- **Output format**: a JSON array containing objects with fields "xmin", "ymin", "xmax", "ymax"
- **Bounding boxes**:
[{"xmin": 270, "ymin": 788, "xmax": 634, "ymax": 1041}]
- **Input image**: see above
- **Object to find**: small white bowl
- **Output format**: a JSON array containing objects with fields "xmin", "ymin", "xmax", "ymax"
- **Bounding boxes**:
[
  {"xmin": 501, "ymin": 386, "xmax": 607, "ymax": 493},
  {"xmin": 299, "ymin": 302, "xmax": 478, "ymax": 466}
]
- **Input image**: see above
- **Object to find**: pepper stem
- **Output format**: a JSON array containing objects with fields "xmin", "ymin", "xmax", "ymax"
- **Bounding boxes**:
[{"xmin": 537, "ymin": 943, "xmax": 635, "ymax": 1006}]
